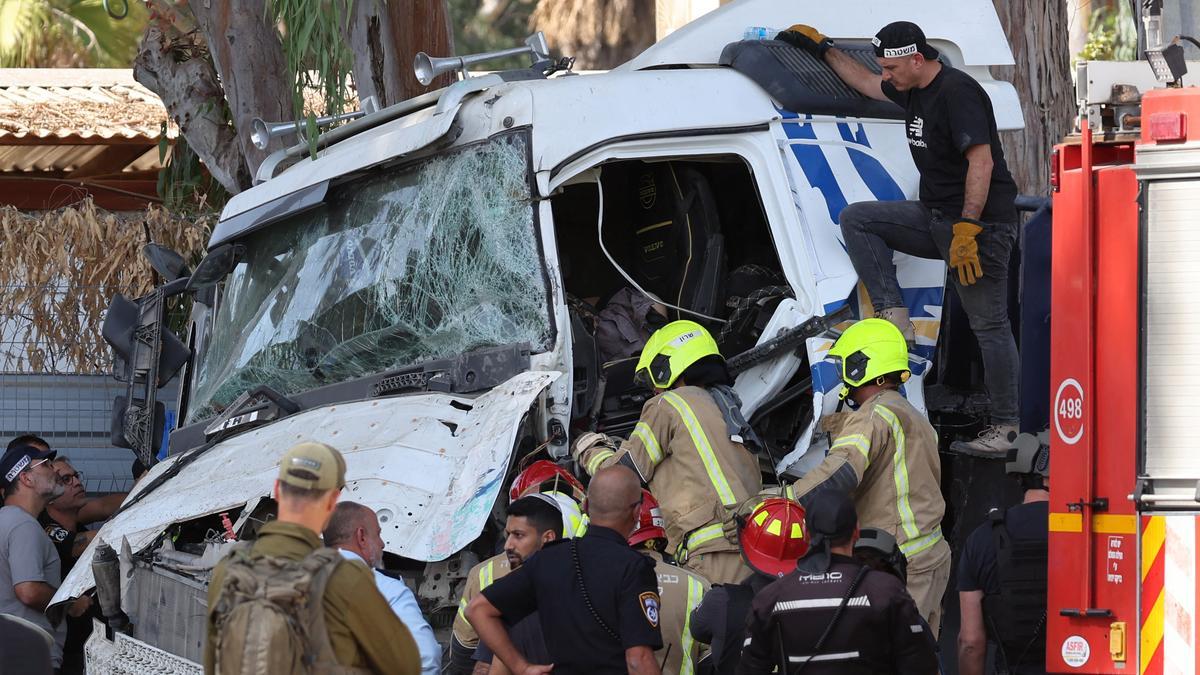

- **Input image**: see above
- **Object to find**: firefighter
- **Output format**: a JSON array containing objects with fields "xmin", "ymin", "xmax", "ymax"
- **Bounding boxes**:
[
  {"xmin": 778, "ymin": 20, "xmax": 1021, "ymax": 456},
  {"xmin": 957, "ymin": 432, "xmax": 1050, "ymax": 675},
  {"xmin": 573, "ymin": 320, "xmax": 762, "ymax": 585},
  {"xmin": 449, "ymin": 461, "xmax": 585, "ymax": 673},
  {"xmin": 738, "ymin": 489, "xmax": 937, "ymax": 674},
  {"xmin": 690, "ymin": 497, "xmax": 808, "ymax": 675},
  {"xmin": 628, "ymin": 489, "xmax": 710, "ymax": 675},
  {"xmin": 784, "ymin": 318, "xmax": 950, "ymax": 635}
]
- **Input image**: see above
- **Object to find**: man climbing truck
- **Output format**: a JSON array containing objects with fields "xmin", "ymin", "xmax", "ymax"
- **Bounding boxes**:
[{"xmin": 779, "ymin": 20, "xmax": 1021, "ymax": 456}]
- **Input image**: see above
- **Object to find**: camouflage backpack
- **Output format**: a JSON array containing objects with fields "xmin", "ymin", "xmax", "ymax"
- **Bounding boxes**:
[{"xmin": 211, "ymin": 544, "xmax": 368, "ymax": 675}]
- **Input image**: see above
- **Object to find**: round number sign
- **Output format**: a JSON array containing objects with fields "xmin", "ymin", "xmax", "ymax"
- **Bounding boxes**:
[{"xmin": 1054, "ymin": 378, "xmax": 1085, "ymax": 445}]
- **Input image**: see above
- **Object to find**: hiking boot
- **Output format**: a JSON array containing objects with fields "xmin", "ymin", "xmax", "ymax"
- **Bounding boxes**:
[
  {"xmin": 950, "ymin": 424, "xmax": 1019, "ymax": 458},
  {"xmin": 876, "ymin": 307, "xmax": 916, "ymax": 347}
]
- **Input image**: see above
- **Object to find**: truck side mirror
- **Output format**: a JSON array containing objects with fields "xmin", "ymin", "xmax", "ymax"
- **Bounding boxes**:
[
  {"xmin": 142, "ymin": 244, "xmax": 191, "ymax": 283},
  {"xmin": 186, "ymin": 243, "xmax": 243, "ymax": 291},
  {"xmin": 110, "ymin": 395, "xmax": 165, "ymax": 456},
  {"xmin": 102, "ymin": 294, "xmax": 190, "ymax": 387}
]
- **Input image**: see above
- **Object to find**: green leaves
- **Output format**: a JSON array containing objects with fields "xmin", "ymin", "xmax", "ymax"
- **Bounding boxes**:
[{"xmin": 0, "ymin": 0, "xmax": 149, "ymax": 68}]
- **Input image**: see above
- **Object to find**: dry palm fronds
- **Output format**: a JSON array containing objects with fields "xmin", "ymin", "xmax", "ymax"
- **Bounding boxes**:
[
  {"xmin": 0, "ymin": 200, "xmax": 211, "ymax": 373},
  {"xmin": 531, "ymin": 0, "xmax": 655, "ymax": 69}
]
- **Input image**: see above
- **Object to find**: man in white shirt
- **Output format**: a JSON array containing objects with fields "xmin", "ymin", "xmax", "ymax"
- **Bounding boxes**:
[{"xmin": 324, "ymin": 501, "xmax": 441, "ymax": 675}]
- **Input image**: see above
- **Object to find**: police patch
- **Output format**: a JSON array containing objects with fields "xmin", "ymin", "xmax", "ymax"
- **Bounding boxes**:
[
  {"xmin": 45, "ymin": 525, "xmax": 69, "ymax": 544},
  {"xmin": 639, "ymin": 591, "xmax": 660, "ymax": 628}
]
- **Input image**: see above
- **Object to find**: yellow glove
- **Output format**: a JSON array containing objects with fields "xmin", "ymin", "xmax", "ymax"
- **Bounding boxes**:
[
  {"xmin": 722, "ymin": 487, "xmax": 791, "ymax": 543},
  {"xmin": 949, "ymin": 219, "xmax": 984, "ymax": 286},
  {"xmin": 776, "ymin": 24, "xmax": 834, "ymax": 58}
]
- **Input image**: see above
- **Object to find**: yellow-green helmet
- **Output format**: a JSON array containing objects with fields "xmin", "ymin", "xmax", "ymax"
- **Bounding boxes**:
[
  {"xmin": 827, "ymin": 318, "xmax": 910, "ymax": 393},
  {"xmin": 635, "ymin": 320, "xmax": 722, "ymax": 389}
]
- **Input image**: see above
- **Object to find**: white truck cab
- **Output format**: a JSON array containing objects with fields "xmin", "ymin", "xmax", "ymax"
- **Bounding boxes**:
[{"xmin": 67, "ymin": 1, "xmax": 1021, "ymax": 669}]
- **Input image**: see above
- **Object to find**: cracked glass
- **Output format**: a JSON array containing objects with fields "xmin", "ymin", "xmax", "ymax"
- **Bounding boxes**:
[{"xmin": 187, "ymin": 132, "xmax": 550, "ymax": 422}]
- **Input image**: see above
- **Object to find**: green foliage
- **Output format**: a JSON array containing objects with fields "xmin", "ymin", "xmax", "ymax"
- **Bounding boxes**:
[
  {"xmin": 0, "ymin": 0, "xmax": 149, "ymax": 67},
  {"xmin": 156, "ymin": 120, "xmax": 230, "ymax": 216},
  {"xmin": 1078, "ymin": 0, "xmax": 1137, "ymax": 63},
  {"xmin": 268, "ymin": 0, "xmax": 355, "ymax": 158}
]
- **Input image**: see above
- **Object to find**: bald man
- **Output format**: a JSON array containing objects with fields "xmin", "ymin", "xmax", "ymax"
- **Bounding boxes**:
[
  {"xmin": 469, "ymin": 466, "xmax": 663, "ymax": 675},
  {"xmin": 324, "ymin": 502, "xmax": 440, "ymax": 675}
]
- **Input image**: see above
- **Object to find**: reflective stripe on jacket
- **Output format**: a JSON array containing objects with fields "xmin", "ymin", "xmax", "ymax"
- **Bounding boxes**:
[
  {"xmin": 642, "ymin": 549, "xmax": 711, "ymax": 675},
  {"xmin": 450, "ymin": 553, "xmax": 511, "ymax": 646},
  {"xmin": 790, "ymin": 389, "xmax": 945, "ymax": 561},
  {"xmin": 578, "ymin": 386, "xmax": 762, "ymax": 556}
]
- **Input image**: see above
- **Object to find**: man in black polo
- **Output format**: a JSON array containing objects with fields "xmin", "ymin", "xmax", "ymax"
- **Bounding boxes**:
[
  {"xmin": 778, "ymin": 20, "xmax": 1021, "ymax": 456},
  {"xmin": 467, "ymin": 465, "xmax": 662, "ymax": 675}
]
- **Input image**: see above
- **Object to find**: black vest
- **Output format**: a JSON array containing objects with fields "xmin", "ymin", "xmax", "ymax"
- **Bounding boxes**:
[{"xmin": 982, "ymin": 508, "xmax": 1048, "ymax": 672}]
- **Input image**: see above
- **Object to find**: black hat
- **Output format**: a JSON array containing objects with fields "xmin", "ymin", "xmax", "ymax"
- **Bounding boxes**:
[
  {"xmin": 0, "ymin": 444, "xmax": 56, "ymax": 489},
  {"xmin": 795, "ymin": 489, "xmax": 858, "ymax": 574},
  {"xmin": 873, "ymin": 21, "xmax": 939, "ymax": 60}
]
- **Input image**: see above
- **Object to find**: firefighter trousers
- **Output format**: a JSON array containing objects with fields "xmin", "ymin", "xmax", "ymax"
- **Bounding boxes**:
[{"xmin": 906, "ymin": 537, "xmax": 953, "ymax": 639}]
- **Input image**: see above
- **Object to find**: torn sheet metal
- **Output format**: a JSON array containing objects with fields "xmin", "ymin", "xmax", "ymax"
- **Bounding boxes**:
[{"xmin": 52, "ymin": 371, "xmax": 558, "ymax": 605}]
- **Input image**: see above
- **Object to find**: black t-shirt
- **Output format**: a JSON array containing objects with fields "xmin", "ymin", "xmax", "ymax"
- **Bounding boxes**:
[
  {"xmin": 958, "ymin": 500, "xmax": 1049, "ymax": 594},
  {"xmin": 38, "ymin": 511, "xmax": 77, "ymax": 577},
  {"xmin": 472, "ymin": 612, "xmax": 551, "ymax": 666},
  {"xmin": 882, "ymin": 65, "xmax": 1018, "ymax": 223},
  {"xmin": 482, "ymin": 526, "xmax": 663, "ymax": 674}
]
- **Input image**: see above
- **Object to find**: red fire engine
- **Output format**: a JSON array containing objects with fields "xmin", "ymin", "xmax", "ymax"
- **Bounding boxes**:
[{"xmin": 1047, "ymin": 63, "xmax": 1200, "ymax": 673}]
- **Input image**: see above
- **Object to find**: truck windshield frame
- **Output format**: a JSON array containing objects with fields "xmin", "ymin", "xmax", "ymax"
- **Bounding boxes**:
[{"xmin": 186, "ymin": 130, "xmax": 552, "ymax": 423}]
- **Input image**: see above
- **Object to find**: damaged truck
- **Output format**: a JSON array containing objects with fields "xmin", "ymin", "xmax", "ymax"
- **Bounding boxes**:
[{"xmin": 56, "ymin": 0, "xmax": 1026, "ymax": 671}]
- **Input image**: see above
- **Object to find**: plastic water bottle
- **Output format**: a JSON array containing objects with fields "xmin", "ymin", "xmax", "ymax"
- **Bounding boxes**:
[{"xmin": 743, "ymin": 26, "xmax": 780, "ymax": 41}]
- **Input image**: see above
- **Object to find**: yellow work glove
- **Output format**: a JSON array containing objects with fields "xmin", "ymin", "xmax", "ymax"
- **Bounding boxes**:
[
  {"xmin": 949, "ymin": 219, "xmax": 985, "ymax": 286},
  {"xmin": 775, "ymin": 24, "xmax": 835, "ymax": 59}
]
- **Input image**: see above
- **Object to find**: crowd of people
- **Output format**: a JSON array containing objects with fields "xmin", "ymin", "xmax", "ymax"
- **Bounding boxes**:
[{"xmin": 0, "ymin": 17, "xmax": 1051, "ymax": 675}]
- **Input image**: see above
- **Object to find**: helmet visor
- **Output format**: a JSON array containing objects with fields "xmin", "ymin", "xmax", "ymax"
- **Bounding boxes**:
[{"xmin": 634, "ymin": 353, "xmax": 674, "ymax": 390}]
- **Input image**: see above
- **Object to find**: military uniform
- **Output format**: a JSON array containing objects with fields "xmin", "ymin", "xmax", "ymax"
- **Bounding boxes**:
[
  {"xmin": 577, "ymin": 386, "xmax": 761, "ymax": 584},
  {"xmin": 738, "ymin": 554, "xmax": 938, "ymax": 674},
  {"xmin": 640, "ymin": 549, "xmax": 710, "ymax": 675},
  {"xmin": 451, "ymin": 552, "xmax": 512, "ymax": 650},
  {"xmin": 482, "ymin": 525, "xmax": 663, "ymax": 674},
  {"xmin": 203, "ymin": 521, "xmax": 420, "ymax": 674},
  {"xmin": 790, "ymin": 389, "xmax": 951, "ymax": 634}
]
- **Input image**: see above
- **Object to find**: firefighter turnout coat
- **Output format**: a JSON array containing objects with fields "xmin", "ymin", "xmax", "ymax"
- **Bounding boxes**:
[
  {"xmin": 577, "ymin": 386, "xmax": 762, "ymax": 563},
  {"xmin": 641, "ymin": 549, "xmax": 711, "ymax": 675},
  {"xmin": 451, "ymin": 552, "xmax": 511, "ymax": 648}
]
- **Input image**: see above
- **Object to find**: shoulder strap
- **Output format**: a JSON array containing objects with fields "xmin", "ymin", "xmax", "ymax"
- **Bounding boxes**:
[
  {"xmin": 301, "ymin": 547, "xmax": 348, "ymax": 669},
  {"xmin": 570, "ymin": 538, "xmax": 621, "ymax": 641}
]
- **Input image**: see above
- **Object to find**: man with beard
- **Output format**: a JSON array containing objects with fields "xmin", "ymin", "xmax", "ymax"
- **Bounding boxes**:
[
  {"xmin": 324, "ymin": 501, "xmax": 441, "ymax": 675},
  {"xmin": 0, "ymin": 443, "xmax": 70, "ymax": 670},
  {"xmin": 39, "ymin": 455, "xmax": 127, "ymax": 577}
]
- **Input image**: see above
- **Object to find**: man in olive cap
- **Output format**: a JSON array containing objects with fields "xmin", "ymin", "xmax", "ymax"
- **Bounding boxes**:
[
  {"xmin": 777, "ymin": 19, "xmax": 1022, "ymax": 456},
  {"xmin": 204, "ymin": 441, "xmax": 421, "ymax": 674},
  {"xmin": 738, "ymin": 490, "xmax": 936, "ymax": 674}
]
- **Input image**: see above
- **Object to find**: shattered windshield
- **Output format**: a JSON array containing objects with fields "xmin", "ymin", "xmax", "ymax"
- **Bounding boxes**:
[{"xmin": 187, "ymin": 131, "xmax": 550, "ymax": 422}]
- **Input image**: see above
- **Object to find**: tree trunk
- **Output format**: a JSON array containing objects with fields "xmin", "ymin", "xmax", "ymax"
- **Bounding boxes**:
[
  {"xmin": 385, "ymin": 0, "xmax": 457, "ymax": 100},
  {"xmin": 189, "ymin": 0, "xmax": 291, "ymax": 184},
  {"xmin": 343, "ymin": 0, "xmax": 407, "ymax": 108},
  {"xmin": 991, "ymin": 0, "xmax": 1074, "ymax": 197},
  {"xmin": 533, "ymin": 0, "xmax": 655, "ymax": 70},
  {"xmin": 133, "ymin": 23, "xmax": 249, "ymax": 194}
]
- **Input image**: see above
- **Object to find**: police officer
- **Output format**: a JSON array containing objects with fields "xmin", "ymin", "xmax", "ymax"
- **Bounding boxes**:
[
  {"xmin": 778, "ymin": 20, "xmax": 1021, "ymax": 456},
  {"xmin": 957, "ymin": 433, "xmax": 1050, "ymax": 675},
  {"xmin": 449, "ymin": 462, "xmax": 586, "ymax": 672},
  {"xmin": 690, "ymin": 498, "xmax": 808, "ymax": 675},
  {"xmin": 628, "ymin": 489, "xmax": 710, "ymax": 675},
  {"xmin": 785, "ymin": 318, "xmax": 950, "ymax": 634},
  {"xmin": 467, "ymin": 465, "xmax": 663, "ymax": 674},
  {"xmin": 738, "ymin": 490, "xmax": 937, "ymax": 674},
  {"xmin": 574, "ymin": 321, "xmax": 762, "ymax": 585}
]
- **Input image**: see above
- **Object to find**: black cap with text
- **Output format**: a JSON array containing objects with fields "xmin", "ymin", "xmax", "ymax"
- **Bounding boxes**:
[{"xmin": 873, "ymin": 21, "xmax": 940, "ymax": 60}]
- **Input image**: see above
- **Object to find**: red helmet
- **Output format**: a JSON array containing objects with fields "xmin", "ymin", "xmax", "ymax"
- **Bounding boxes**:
[
  {"xmin": 509, "ymin": 460, "xmax": 586, "ymax": 503},
  {"xmin": 740, "ymin": 498, "xmax": 809, "ymax": 577},
  {"xmin": 628, "ymin": 489, "xmax": 667, "ymax": 548}
]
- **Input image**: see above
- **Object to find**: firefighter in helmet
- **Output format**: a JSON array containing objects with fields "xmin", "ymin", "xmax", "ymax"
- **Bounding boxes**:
[
  {"xmin": 957, "ymin": 432, "xmax": 1050, "ymax": 675},
  {"xmin": 573, "ymin": 320, "xmax": 763, "ymax": 585},
  {"xmin": 448, "ymin": 461, "xmax": 584, "ymax": 673},
  {"xmin": 689, "ymin": 497, "xmax": 808, "ymax": 674},
  {"xmin": 627, "ymin": 489, "xmax": 710, "ymax": 675},
  {"xmin": 785, "ymin": 318, "xmax": 950, "ymax": 635}
]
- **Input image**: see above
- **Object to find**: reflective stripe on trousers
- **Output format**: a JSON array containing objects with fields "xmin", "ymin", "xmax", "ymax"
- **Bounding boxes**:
[
  {"xmin": 678, "ymin": 575, "xmax": 705, "ymax": 675},
  {"xmin": 661, "ymin": 391, "xmax": 737, "ymax": 506}
]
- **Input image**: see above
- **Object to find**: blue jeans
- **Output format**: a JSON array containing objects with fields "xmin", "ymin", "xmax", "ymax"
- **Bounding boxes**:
[{"xmin": 839, "ymin": 200, "xmax": 1020, "ymax": 425}]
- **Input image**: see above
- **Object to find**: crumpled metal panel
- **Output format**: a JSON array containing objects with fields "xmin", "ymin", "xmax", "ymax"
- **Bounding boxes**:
[{"xmin": 52, "ymin": 371, "xmax": 558, "ymax": 605}]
